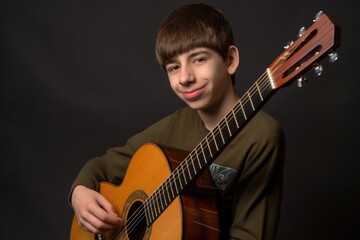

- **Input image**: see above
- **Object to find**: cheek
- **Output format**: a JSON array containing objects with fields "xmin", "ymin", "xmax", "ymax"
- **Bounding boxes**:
[
  {"xmin": 168, "ymin": 77, "xmax": 178, "ymax": 92},
  {"xmin": 208, "ymin": 61, "xmax": 227, "ymax": 80},
  {"xmin": 210, "ymin": 70, "xmax": 225, "ymax": 86}
]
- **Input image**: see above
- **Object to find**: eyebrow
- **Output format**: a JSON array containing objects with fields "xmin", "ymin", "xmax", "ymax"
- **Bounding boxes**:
[
  {"xmin": 166, "ymin": 49, "xmax": 210, "ymax": 65},
  {"xmin": 188, "ymin": 49, "xmax": 210, "ymax": 58}
]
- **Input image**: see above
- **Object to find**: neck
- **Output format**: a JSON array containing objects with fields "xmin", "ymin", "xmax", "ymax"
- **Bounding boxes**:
[{"xmin": 197, "ymin": 89, "xmax": 240, "ymax": 130}]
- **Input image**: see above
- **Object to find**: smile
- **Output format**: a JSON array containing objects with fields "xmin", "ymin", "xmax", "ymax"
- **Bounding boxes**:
[{"xmin": 181, "ymin": 86, "xmax": 206, "ymax": 100}]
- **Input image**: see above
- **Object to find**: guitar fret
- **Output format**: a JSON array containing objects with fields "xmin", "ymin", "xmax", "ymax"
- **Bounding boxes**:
[
  {"xmin": 227, "ymin": 114, "xmax": 238, "ymax": 136},
  {"xmin": 149, "ymin": 202, "xmax": 155, "ymax": 223},
  {"xmin": 189, "ymin": 154, "xmax": 197, "ymax": 176},
  {"xmin": 155, "ymin": 195, "xmax": 161, "ymax": 216},
  {"xmin": 239, "ymin": 99, "xmax": 247, "ymax": 120},
  {"xmin": 213, "ymin": 126, "xmax": 224, "ymax": 150},
  {"xmin": 169, "ymin": 178, "xmax": 175, "ymax": 199},
  {"xmin": 231, "ymin": 109, "xmax": 240, "ymax": 128},
  {"xmin": 180, "ymin": 165, "xmax": 188, "ymax": 185},
  {"xmin": 172, "ymin": 175, "xmax": 179, "ymax": 196},
  {"xmin": 159, "ymin": 193, "xmax": 165, "ymax": 211},
  {"xmin": 236, "ymin": 104, "xmax": 247, "ymax": 126},
  {"xmin": 247, "ymin": 92, "xmax": 255, "ymax": 110},
  {"xmin": 218, "ymin": 125, "xmax": 225, "ymax": 143},
  {"xmin": 243, "ymin": 95, "xmax": 255, "ymax": 117},
  {"xmin": 200, "ymin": 144, "xmax": 207, "ymax": 164},
  {"xmin": 255, "ymin": 81, "xmax": 264, "ymax": 101},
  {"xmin": 152, "ymin": 201, "xmax": 157, "ymax": 222},
  {"xmin": 146, "ymin": 204, "xmax": 151, "ymax": 226},
  {"xmin": 145, "ymin": 203, "xmax": 151, "ymax": 224},
  {"xmin": 188, "ymin": 153, "xmax": 200, "ymax": 178},
  {"xmin": 165, "ymin": 184, "xmax": 171, "ymax": 203},
  {"xmin": 184, "ymin": 159, "xmax": 192, "ymax": 182},
  {"xmin": 178, "ymin": 166, "xmax": 186, "ymax": 186},
  {"xmin": 261, "ymin": 80, "xmax": 273, "ymax": 101},
  {"xmin": 211, "ymin": 131, "xmax": 219, "ymax": 150},
  {"xmin": 144, "ymin": 202, "xmax": 150, "ymax": 224},
  {"xmin": 252, "ymin": 84, "xmax": 266, "ymax": 110},
  {"xmin": 221, "ymin": 124, "xmax": 231, "ymax": 143},
  {"xmin": 175, "ymin": 169, "xmax": 183, "ymax": 192},
  {"xmin": 203, "ymin": 141, "xmax": 212, "ymax": 163},
  {"xmin": 205, "ymin": 137, "xmax": 214, "ymax": 158},
  {"xmin": 195, "ymin": 148, "xmax": 202, "ymax": 169},
  {"xmin": 225, "ymin": 117, "xmax": 232, "ymax": 137}
]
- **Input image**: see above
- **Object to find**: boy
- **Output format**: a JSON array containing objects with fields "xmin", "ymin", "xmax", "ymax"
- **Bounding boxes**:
[{"xmin": 70, "ymin": 3, "xmax": 285, "ymax": 239}]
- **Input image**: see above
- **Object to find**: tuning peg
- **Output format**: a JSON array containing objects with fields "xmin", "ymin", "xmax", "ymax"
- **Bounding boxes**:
[
  {"xmin": 313, "ymin": 63, "xmax": 323, "ymax": 76},
  {"xmin": 297, "ymin": 27, "xmax": 306, "ymax": 37},
  {"xmin": 297, "ymin": 76, "xmax": 308, "ymax": 88},
  {"xmin": 284, "ymin": 40, "xmax": 294, "ymax": 49},
  {"xmin": 313, "ymin": 11, "xmax": 324, "ymax": 22},
  {"xmin": 328, "ymin": 50, "xmax": 339, "ymax": 63}
]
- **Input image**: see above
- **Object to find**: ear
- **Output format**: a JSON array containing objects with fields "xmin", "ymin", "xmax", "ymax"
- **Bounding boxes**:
[{"xmin": 227, "ymin": 45, "xmax": 240, "ymax": 75}]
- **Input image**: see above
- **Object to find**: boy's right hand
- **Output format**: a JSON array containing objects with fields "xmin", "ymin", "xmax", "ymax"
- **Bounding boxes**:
[{"xmin": 71, "ymin": 185, "xmax": 122, "ymax": 234}]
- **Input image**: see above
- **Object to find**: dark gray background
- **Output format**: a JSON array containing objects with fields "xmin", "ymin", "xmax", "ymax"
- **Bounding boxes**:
[{"xmin": 1, "ymin": 0, "xmax": 359, "ymax": 239}]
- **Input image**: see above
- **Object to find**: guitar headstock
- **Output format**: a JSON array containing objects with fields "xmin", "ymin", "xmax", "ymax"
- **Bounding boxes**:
[{"xmin": 268, "ymin": 11, "xmax": 341, "ymax": 89}]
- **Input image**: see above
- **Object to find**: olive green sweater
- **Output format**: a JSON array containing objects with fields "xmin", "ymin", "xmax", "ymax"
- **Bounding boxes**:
[{"xmin": 70, "ymin": 107, "xmax": 285, "ymax": 240}]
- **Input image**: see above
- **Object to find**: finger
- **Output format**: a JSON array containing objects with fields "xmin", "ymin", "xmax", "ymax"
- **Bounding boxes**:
[
  {"xmin": 89, "ymin": 202, "xmax": 122, "ymax": 226},
  {"xmin": 81, "ymin": 210, "xmax": 118, "ymax": 233},
  {"xmin": 95, "ymin": 196, "xmax": 122, "ymax": 224},
  {"xmin": 96, "ymin": 195, "xmax": 118, "ymax": 216}
]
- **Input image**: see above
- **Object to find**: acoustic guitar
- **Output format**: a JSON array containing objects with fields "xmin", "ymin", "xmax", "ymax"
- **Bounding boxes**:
[{"xmin": 70, "ymin": 12, "xmax": 340, "ymax": 240}]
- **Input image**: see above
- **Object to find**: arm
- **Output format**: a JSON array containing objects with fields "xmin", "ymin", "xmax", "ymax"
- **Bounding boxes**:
[
  {"xmin": 68, "ymin": 111, "xmax": 179, "ymax": 233},
  {"xmin": 71, "ymin": 185, "xmax": 122, "ymax": 233},
  {"xmin": 69, "ymin": 143, "xmax": 137, "ymax": 233},
  {"xmin": 229, "ymin": 124, "xmax": 286, "ymax": 239}
]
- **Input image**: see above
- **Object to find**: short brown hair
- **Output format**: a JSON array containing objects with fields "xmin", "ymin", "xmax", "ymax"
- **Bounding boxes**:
[{"xmin": 155, "ymin": 4, "xmax": 235, "ymax": 70}]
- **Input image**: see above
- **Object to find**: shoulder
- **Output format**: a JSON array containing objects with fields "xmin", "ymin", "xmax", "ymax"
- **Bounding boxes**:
[
  {"xmin": 151, "ymin": 106, "xmax": 199, "ymax": 127},
  {"xmin": 135, "ymin": 106, "xmax": 202, "ymax": 142},
  {"xmin": 146, "ymin": 106, "xmax": 207, "ymax": 150},
  {"xmin": 251, "ymin": 110, "xmax": 281, "ymax": 131},
  {"xmin": 241, "ymin": 110, "xmax": 284, "ymax": 145}
]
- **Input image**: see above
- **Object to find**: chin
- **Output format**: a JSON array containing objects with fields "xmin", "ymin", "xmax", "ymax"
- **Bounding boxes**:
[
  {"xmin": 182, "ymin": 95, "xmax": 210, "ymax": 110},
  {"xmin": 186, "ymin": 102, "xmax": 208, "ymax": 111}
]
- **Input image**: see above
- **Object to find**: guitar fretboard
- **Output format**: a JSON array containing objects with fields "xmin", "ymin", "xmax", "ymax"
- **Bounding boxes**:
[{"xmin": 144, "ymin": 72, "xmax": 274, "ymax": 225}]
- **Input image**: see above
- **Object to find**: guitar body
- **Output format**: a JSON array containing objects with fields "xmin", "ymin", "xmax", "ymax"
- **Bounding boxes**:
[{"xmin": 70, "ymin": 143, "xmax": 220, "ymax": 240}]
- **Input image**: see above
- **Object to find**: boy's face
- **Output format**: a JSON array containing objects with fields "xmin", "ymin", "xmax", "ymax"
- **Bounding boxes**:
[{"xmin": 165, "ymin": 47, "xmax": 236, "ymax": 112}]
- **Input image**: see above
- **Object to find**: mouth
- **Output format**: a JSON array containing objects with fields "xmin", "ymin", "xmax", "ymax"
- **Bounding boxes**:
[{"xmin": 181, "ymin": 85, "xmax": 206, "ymax": 100}]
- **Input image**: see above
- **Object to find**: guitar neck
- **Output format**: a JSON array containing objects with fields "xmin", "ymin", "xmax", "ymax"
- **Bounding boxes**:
[{"xmin": 144, "ymin": 71, "xmax": 275, "ymax": 225}]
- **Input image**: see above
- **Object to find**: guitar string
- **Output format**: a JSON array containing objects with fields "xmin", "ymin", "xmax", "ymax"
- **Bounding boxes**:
[
  {"xmin": 113, "ymin": 72, "xmax": 273, "ymax": 239},
  {"xmin": 113, "ymin": 42, "xmax": 298, "ymax": 239}
]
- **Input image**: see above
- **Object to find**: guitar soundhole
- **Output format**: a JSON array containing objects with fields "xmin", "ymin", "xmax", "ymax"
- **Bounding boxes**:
[
  {"xmin": 122, "ymin": 190, "xmax": 151, "ymax": 240},
  {"xmin": 126, "ymin": 200, "xmax": 147, "ymax": 239}
]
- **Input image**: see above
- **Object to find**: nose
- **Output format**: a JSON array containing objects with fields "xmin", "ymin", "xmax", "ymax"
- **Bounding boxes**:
[{"xmin": 179, "ymin": 65, "xmax": 195, "ymax": 86}]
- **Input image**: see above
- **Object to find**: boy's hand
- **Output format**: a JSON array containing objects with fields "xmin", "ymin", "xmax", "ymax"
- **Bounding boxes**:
[{"xmin": 71, "ymin": 185, "xmax": 122, "ymax": 233}]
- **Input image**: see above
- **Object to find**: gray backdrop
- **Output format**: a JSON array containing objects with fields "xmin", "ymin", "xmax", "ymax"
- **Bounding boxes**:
[{"xmin": 1, "ymin": 0, "xmax": 359, "ymax": 239}]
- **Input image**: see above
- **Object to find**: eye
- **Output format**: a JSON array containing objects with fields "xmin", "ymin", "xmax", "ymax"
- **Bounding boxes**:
[
  {"xmin": 166, "ymin": 64, "xmax": 179, "ymax": 73},
  {"xmin": 193, "ymin": 57, "xmax": 207, "ymax": 64}
]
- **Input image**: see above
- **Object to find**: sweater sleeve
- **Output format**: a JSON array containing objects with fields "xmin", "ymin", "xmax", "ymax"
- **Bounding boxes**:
[
  {"xmin": 228, "ymin": 122, "xmax": 286, "ymax": 240},
  {"xmin": 68, "ymin": 110, "xmax": 179, "ymax": 203}
]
